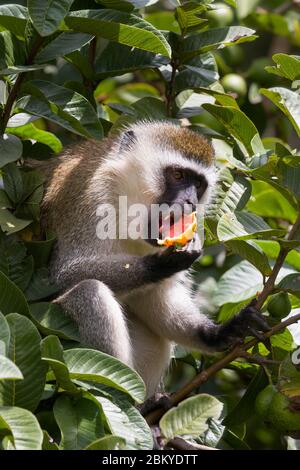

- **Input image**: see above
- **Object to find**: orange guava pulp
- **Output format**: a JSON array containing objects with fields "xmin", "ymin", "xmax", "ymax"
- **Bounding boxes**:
[{"xmin": 157, "ymin": 212, "xmax": 197, "ymax": 247}]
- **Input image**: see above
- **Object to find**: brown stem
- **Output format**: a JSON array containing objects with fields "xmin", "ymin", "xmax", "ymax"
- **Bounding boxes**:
[
  {"xmin": 0, "ymin": 35, "xmax": 44, "ymax": 134},
  {"xmin": 83, "ymin": 37, "xmax": 97, "ymax": 108},
  {"xmin": 166, "ymin": 59, "xmax": 178, "ymax": 118}
]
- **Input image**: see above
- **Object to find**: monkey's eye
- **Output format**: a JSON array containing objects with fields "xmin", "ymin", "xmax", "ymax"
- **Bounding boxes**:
[
  {"xmin": 195, "ymin": 180, "xmax": 202, "ymax": 188},
  {"xmin": 173, "ymin": 169, "xmax": 184, "ymax": 181}
]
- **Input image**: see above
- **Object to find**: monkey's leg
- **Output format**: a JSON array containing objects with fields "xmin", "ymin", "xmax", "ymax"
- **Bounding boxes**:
[
  {"xmin": 127, "ymin": 313, "xmax": 172, "ymax": 398},
  {"xmin": 54, "ymin": 280, "xmax": 133, "ymax": 367}
]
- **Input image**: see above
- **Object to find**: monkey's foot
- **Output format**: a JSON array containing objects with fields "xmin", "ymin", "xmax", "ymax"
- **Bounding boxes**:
[{"xmin": 138, "ymin": 392, "xmax": 172, "ymax": 417}]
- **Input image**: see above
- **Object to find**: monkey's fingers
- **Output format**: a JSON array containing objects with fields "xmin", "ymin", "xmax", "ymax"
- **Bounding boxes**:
[{"xmin": 138, "ymin": 392, "xmax": 172, "ymax": 416}]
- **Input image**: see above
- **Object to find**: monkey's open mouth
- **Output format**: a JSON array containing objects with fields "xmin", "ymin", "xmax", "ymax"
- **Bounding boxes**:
[
  {"xmin": 158, "ymin": 212, "xmax": 178, "ymax": 239},
  {"xmin": 158, "ymin": 212, "xmax": 197, "ymax": 242},
  {"xmin": 147, "ymin": 210, "xmax": 197, "ymax": 247}
]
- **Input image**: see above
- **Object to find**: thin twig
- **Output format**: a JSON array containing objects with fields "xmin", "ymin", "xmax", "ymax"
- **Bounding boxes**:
[
  {"xmin": 0, "ymin": 35, "xmax": 44, "ymax": 134},
  {"xmin": 239, "ymin": 351, "xmax": 281, "ymax": 366}
]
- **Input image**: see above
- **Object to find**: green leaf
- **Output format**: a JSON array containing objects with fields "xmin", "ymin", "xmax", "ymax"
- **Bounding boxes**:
[
  {"xmin": 175, "ymin": 3, "xmax": 208, "ymax": 35},
  {"xmin": 278, "ymin": 157, "xmax": 300, "ymax": 201},
  {"xmin": 7, "ymin": 123, "xmax": 62, "ymax": 154},
  {"xmin": 217, "ymin": 211, "xmax": 284, "ymax": 242},
  {"xmin": 94, "ymin": 392, "xmax": 153, "ymax": 450},
  {"xmin": 24, "ymin": 235, "xmax": 55, "ymax": 270},
  {"xmin": 0, "ymin": 4, "xmax": 28, "ymax": 39},
  {"xmin": 0, "ymin": 312, "xmax": 10, "ymax": 356},
  {"xmin": 65, "ymin": 9, "xmax": 171, "ymax": 57},
  {"xmin": 256, "ymin": 240, "xmax": 300, "ymax": 271},
  {"xmin": 0, "ymin": 313, "xmax": 47, "ymax": 411},
  {"xmin": 260, "ymin": 88, "xmax": 300, "ymax": 137},
  {"xmin": 278, "ymin": 274, "xmax": 300, "ymax": 297},
  {"xmin": 63, "ymin": 349, "xmax": 146, "ymax": 403},
  {"xmin": 41, "ymin": 335, "xmax": 79, "ymax": 393},
  {"xmin": 222, "ymin": 428, "xmax": 250, "ymax": 450},
  {"xmin": 35, "ymin": 32, "xmax": 93, "ymax": 63},
  {"xmin": 28, "ymin": 0, "xmax": 75, "ymax": 36},
  {"xmin": 180, "ymin": 26, "xmax": 257, "ymax": 61},
  {"xmin": 94, "ymin": 42, "xmax": 167, "ymax": 78},
  {"xmin": 7, "ymin": 113, "xmax": 39, "ymax": 128},
  {"xmin": 0, "ymin": 134, "xmax": 23, "ymax": 168},
  {"xmin": 0, "ymin": 238, "xmax": 33, "ymax": 291},
  {"xmin": 85, "ymin": 435, "xmax": 125, "ymax": 450},
  {"xmin": 225, "ymin": 240, "xmax": 272, "ymax": 276},
  {"xmin": 0, "ymin": 209, "xmax": 31, "ymax": 234},
  {"xmin": 145, "ymin": 11, "xmax": 180, "ymax": 34},
  {"xmin": 0, "ymin": 31, "xmax": 26, "ymax": 70},
  {"xmin": 0, "ymin": 406, "xmax": 43, "ymax": 449},
  {"xmin": 24, "ymin": 267, "xmax": 59, "ymax": 302},
  {"xmin": 95, "ymin": 0, "xmax": 135, "ymax": 12},
  {"xmin": 174, "ymin": 53, "xmax": 219, "ymax": 93},
  {"xmin": 0, "ymin": 356, "xmax": 23, "ymax": 381},
  {"xmin": 0, "ymin": 64, "xmax": 47, "ymax": 75},
  {"xmin": 18, "ymin": 80, "xmax": 103, "ymax": 139},
  {"xmin": 266, "ymin": 54, "xmax": 300, "ymax": 81},
  {"xmin": 112, "ymin": 96, "xmax": 167, "ymax": 128},
  {"xmin": 0, "ymin": 270, "xmax": 30, "ymax": 317},
  {"xmin": 203, "ymin": 104, "xmax": 264, "ymax": 156},
  {"xmin": 42, "ymin": 430, "xmax": 60, "ymax": 450},
  {"xmin": 53, "ymin": 395, "xmax": 104, "ymax": 450},
  {"xmin": 223, "ymin": 368, "xmax": 268, "ymax": 426},
  {"xmin": 0, "ymin": 189, "xmax": 12, "ymax": 209},
  {"xmin": 206, "ymin": 171, "xmax": 251, "ymax": 221},
  {"xmin": 215, "ymin": 260, "xmax": 263, "ymax": 306},
  {"xmin": 160, "ymin": 394, "xmax": 223, "ymax": 440},
  {"xmin": 2, "ymin": 163, "xmax": 23, "ymax": 204},
  {"xmin": 31, "ymin": 303, "xmax": 79, "ymax": 341},
  {"xmin": 247, "ymin": 180, "xmax": 297, "ymax": 223},
  {"xmin": 271, "ymin": 329, "xmax": 293, "ymax": 352}
]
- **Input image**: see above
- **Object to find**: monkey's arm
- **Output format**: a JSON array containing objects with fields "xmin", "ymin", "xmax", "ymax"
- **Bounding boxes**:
[
  {"xmin": 127, "ymin": 283, "xmax": 269, "ymax": 352},
  {"xmin": 53, "ymin": 243, "xmax": 201, "ymax": 292}
]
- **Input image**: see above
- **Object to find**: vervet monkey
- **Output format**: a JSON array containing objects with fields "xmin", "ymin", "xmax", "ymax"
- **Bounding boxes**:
[{"xmin": 38, "ymin": 121, "xmax": 268, "ymax": 397}]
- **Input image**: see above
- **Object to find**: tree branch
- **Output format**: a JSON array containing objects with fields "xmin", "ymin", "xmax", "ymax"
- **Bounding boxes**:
[
  {"xmin": 145, "ymin": 213, "xmax": 300, "ymax": 425},
  {"xmin": 146, "ymin": 312, "xmax": 300, "ymax": 425},
  {"xmin": 165, "ymin": 59, "xmax": 178, "ymax": 117}
]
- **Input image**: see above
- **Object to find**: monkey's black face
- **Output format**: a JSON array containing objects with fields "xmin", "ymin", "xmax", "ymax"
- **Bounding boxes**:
[{"xmin": 147, "ymin": 166, "xmax": 208, "ymax": 245}]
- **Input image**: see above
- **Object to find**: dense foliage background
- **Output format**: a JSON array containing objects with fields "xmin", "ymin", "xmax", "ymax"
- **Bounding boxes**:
[{"xmin": 0, "ymin": 0, "xmax": 300, "ymax": 451}]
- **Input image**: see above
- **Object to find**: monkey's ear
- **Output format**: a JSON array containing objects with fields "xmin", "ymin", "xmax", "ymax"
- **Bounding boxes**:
[{"xmin": 119, "ymin": 130, "xmax": 136, "ymax": 152}]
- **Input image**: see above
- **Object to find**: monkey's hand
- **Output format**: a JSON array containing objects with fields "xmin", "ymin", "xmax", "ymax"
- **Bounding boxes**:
[
  {"xmin": 205, "ymin": 301, "xmax": 270, "ymax": 352},
  {"xmin": 154, "ymin": 233, "xmax": 202, "ymax": 275}
]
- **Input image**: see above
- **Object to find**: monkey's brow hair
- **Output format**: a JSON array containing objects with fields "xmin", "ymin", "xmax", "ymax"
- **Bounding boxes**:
[{"xmin": 154, "ymin": 127, "xmax": 214, "ymax": 166}]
